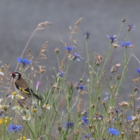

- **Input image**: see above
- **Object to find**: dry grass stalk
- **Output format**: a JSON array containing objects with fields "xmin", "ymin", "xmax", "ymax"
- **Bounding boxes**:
[
  {"xmin": 75, "ymin": 18, "xmax": 83, "ymax": 25},
  {"xmin": 38, "ymin": 41, "xmax": 49, "ymax": 60},
  {"xmin": 59, "ymin": 96, "xmax": 67, "ymax": 109},
  {"xmin": 61, "ymin": 58, "xmax": 65, "ymax": 71},
  {"xmin": 38, "ymin": 21, "xmax": 52, "ymax": 27},
  {"xmin": 77, "ymin": 93, "xmax": 83, "ymax": 113}
]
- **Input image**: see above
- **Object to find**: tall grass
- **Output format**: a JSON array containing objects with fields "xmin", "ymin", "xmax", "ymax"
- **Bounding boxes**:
[{"xmin": 0, "ymin": 18, "xmax": 139, "ymax": 140}]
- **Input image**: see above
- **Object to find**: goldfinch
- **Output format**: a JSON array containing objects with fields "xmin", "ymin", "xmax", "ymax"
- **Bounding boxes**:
[{"xmin": 11, "ymin": 72, "xmax": 43, "ymax": 101}]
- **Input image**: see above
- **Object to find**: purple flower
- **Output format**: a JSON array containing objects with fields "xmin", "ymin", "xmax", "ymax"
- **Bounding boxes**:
[
  {"xmin": 82, "ymin": 115, "xmax": 89, "ymax": 126},
  {"xmin": 137, "ymin": 68, "xmax": 140, "ymax": 74},
  {"xmin": 66, "ymin": 46, "xmax": 74, "ymax": 51},
  {"xmin": 18, "ymin": 57, "xmax": 32, "ymax": 65},
  {"xmin": 9, "ymin": 124, "xmax": 23, "ymax": 132},
  {"xmin": 108, "ymin": 128, "xmax": 120, "ymax": 135},
  {"xmin": 121, "ymin": 41, "xmax": 132, "ymax": 48},
  {"xmin": 85, "ymin": 133, "xmax": 91, "ymax": 138},
  {"xmin": 106, "ymin": 35, "xmax": 117, "ymax": 43},
  {"xmin": 85, "ymin": 32, "xmax": 90, "ymax": 39},
  {"xmin": 128, "ymin": 24, "xmax": 136, "ymax": 31},
  {"xmin": 36, "ymin": 81, "xmax": 41, "ymax": 91},
  {"xmin": 70, "ymin": 53, "xmax": 83, "ymax": 62},
  {"xmin": 57, "ymin": 70, "xmax": 65, "ymax": 77},
  {"xmin": 66, "ymin": 122, "xmax": 74, "ymax": 129}
]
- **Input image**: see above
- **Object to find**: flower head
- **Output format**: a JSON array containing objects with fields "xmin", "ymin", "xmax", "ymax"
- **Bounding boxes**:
[
  {"xmin": 0, "ymin": 68, "xmax": 4, "ymax": 76},
  {"xmin": 85, "ymin": 133, "xmax": 91, "ymax": 138},
  {"xmin": 137, "ymin": 68, "xmax": 140, "ymax": 74},
  {"xmin": 82, "ymin": 115, "xmax": 89, "ymax": 126},
  {"xmin": 18, "ymin": 136, "xmax": 31, "ymax": 140},
  {"xmin": 80, "ymin": 85, "xmax": 84, "ymax": 90},
  {"xmin": 66, "ymin": 46, "xmax": 74, "ymax": 52},
  {"xmin": 70, "ymin": 53, "xmax": 83, "ymax": 62},
  {"xmin": 36, "ymin": 81, "xmax": 41, "ymax": 91},
  {"xmin": 121, "ymin": 41, "xmax": 132, "ymax": 48},
  {"xmin": 9, "ymin": 124, "xmax": 23, "ymax": 132},
  {"xmin": 108, "ymin": 128, "xmax": 120, "ymax": 135},
  {"xmin": 22, "ymin": 115, "xmax": 31, "ymax": 121},
  {"xmin": 18, "ymin": 57, "xmax": 32, "ymax": 66},
  {"xmin": 128, "ymin": 116, "xmax": 133, "ymax": 121},
  {"xmin": 106, "ymin": 35, "xmax": 117, "ymax": 43},
  {"xmin": 46, "ymin": 104, "xmax": 50, "ymax": 109},
  {"xmin": 66, "ymin": 122, "xmax": 74, "ymax": 129},
  {"xmin": 128, "ymin": 24, "xmax": 136, "ymax": 31},
  {"xmin": 57, "ymin": 70, "xmax": 65, "ymax": 77},
  {"xmin": 85, "ymin": 32, "xmax": 90, "ymax": 39}
]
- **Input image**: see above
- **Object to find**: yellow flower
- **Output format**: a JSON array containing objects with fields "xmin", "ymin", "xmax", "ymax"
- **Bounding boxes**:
[
  {"xmin": 12, "ymin": 92, "xmax": 17, "ymax": 96},
  {"xmin": 4, "ymin": 119, "xmax": 8, "ymax": 125},
  {"xmin": 2, "ymin": 105, "xmax": 6, "ymax": 109},
  {"xmin": 0, "ymin": 118, "xmax": 3, "ymax": 125},
  {"xmin": 33, "ymin": 108, "xmax": 38, "ymax": 113}
]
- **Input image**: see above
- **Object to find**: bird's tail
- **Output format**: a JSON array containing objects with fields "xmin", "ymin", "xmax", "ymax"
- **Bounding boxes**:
[{"xmin": 33, "ymin": 93, "xmax": 43, "ymax": 101}]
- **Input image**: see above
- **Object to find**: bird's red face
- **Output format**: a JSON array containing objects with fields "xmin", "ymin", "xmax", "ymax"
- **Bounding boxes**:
[
  {"xmin": 12, "ymin": 72, "xmax": 16, "ymax": 78},
  {"xmin": 11, "ymin": 72, "xmax": 21, "ymax": 80}
]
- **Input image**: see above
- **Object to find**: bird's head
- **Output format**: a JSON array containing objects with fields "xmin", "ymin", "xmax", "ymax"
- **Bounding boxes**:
[{"xmin": 11, "ymin": 72, "xmax": 21, "ymax": 80}]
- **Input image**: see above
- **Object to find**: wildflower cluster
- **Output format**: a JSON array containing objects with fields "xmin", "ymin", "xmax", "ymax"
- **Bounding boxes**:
[{"xmin": 0, "ymin": 18, "xmax": 138, "ymax": 140}]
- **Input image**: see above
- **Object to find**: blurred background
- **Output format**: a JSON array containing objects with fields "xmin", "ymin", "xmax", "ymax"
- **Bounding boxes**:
[{"xmin": 0, "ymin": 0, "xmax": 140, "ymax": 101}]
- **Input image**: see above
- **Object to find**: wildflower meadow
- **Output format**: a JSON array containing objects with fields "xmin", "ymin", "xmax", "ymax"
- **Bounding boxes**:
[{"xmin": 0, "ymin": 18, "xmax": 140, "ymax": 140}]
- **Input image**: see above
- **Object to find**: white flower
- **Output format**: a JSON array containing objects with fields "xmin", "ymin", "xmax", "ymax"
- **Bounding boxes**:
[
  {"xmin": 22, "ymin": 115, "xmax": 31, "ymax": 121},
  {"xmin": 17, "ymin": 136, "xmax": 31, "ymax": 140},
  {"xmin": 13, "ymin": 106, "xmax": 21, "ymax": 110},
  {"xmin": 46, "ymin": 104, "xmax": 50, "ymax": 110},
  {"xmin": 17, "ymin": 95, "xmax": 25, "ymax": 99},
  {"xmin": 0, "ymin": 98, "xmax": 3, "ymax": 103},
  {"xmin": 8, "ymin": 94, "xmax": 25, "ymax": 100},
  {"xmin": 0, "ymin": 68, "xmax": 4, "ymax": 76}
]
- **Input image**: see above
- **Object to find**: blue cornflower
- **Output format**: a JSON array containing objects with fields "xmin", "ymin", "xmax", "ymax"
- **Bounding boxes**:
[
  {"xmin": 18, "ymin": 57, "xmax": 32, "ymax": 65},
  {"xmin": 70, "ymin": 53, "xmax": 83, "ymax": 62},
  {"xmin": 85, "ymin": 32, "xmax": 90, "ymax": 39},
  {"xmin": 128, "ymin": 24, "xmax": 136, "ymax": 31},
  {"xmin": 115, "ymin": 109, "xmax": 119, "ymax": 116},
  {"xmin": 80, "ymin": 85, "xmax": 84, "ymax": 90},
  {"xmin": 106, "ymin": 35, "xmax": 117, "ymax": 43},
  {"xmin": 9, "ymin": 124, "xmax": 23, "ymax": 132},
  {"xmin": 121, "ymin": 41, "xmax": 132, "ymax": 48},
  {"xmin": 108, "ymin": 128, "xmax": 120, "ymax": 135},
  {"xmin": 57, "ymin": 70, "xmax": 65, "ymax": 77},
  {"xmin": 66, "ymin": 46, "xmax": 74, "ymax": 51},
  {"xmin": 66, "ymin": 122, "xmax": 74, "ymax": 129},
  {"xmin": 128, "ymin": 116, "xmax": 133, "ymax": 121},
  {"xmin": 82, "ymin": 115, "xmax": 89, "ymax": 126},
  {"xmin": 137, "ymin": 68, "xmax": 140, "ymax": 74},
  {"xmin": 85, "ymin": 133, "xmax": 91, "ymax": 138}
]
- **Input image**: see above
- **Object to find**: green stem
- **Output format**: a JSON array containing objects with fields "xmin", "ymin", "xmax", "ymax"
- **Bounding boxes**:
[{"xmin": 26, "ymin": 121, "xmax": 35, "ymax": 138}]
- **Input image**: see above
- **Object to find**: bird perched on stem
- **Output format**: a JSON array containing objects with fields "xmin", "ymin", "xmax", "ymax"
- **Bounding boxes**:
[{"xmin": 11, "ymin": 72, "xmax": 43, "ymax": 101}]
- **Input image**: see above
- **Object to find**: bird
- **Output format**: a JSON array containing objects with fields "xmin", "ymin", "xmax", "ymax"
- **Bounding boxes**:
[{"xmin": 11, "ymin": 72, "xmax": 43, "ymax": 101}]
